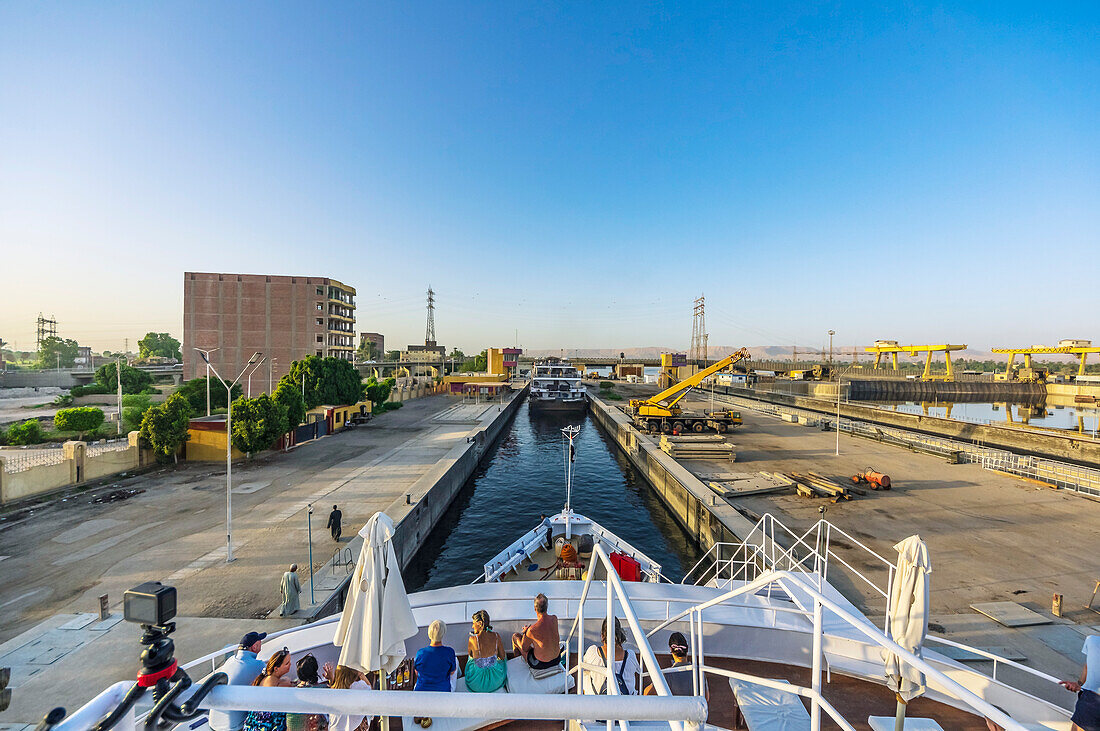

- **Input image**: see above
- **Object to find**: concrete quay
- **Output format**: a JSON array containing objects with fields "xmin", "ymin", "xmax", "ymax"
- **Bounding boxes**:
[{"xmin": 0, "ymin": 390, "xmax": 524, "ymax": 724}]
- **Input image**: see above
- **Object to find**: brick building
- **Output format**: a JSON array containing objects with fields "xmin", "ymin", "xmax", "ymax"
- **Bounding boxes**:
[
  {"xmin": 183, "ymin": 272, "xmax": 356, "ymax": 387},
  {"xmin": 359, "ymin": 332, "xmax": 384, "ymax": 360}
]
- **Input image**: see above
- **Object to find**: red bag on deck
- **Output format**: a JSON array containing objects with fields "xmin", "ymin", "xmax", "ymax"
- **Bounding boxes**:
[{"xmin": 610, "ymin": 552, "xmax": 641, "ymax": 582}]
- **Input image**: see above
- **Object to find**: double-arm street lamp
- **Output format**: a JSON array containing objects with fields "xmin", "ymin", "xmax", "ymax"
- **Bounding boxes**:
[
  {"xmin": 193, "ymin": 347, "xmax": 220, "ymax": 416},
  {"xmin": 196, "ymin": 350, "xmax": 263, "ymax": 562}
]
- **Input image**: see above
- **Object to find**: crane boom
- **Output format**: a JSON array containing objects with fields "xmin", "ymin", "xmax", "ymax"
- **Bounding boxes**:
[{"xmin": 630, "ymin": 348, "xmax": 750, "ymax": 418}]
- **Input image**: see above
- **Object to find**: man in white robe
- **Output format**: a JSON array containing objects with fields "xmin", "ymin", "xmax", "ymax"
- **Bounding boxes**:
[{"xmin": 280, "ymin": 564, "xmax": 302, "ymax": 616}]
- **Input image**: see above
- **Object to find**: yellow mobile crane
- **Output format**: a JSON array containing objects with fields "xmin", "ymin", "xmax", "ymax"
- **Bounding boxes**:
[{"xmin": 629, "ymin": 348, "xmax": 750, "ymax": 434}]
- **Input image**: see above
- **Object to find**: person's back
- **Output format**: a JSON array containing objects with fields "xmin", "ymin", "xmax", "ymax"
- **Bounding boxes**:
[
  {"xmin": 663, "ymin": 657, "xmax": 693, "ymax": 696},
  {"xmin": 414, "ymin": 620, "xmax": 457, "ymax": 692},
  {"xmin": 209, "ymin": 633, "xmax": 267, "ymax": 731},
  {"xmin": 512, "ymin": 593, "xmax": 561, "ymax": 667}
]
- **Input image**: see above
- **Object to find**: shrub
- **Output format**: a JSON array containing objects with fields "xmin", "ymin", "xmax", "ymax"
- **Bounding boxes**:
[
  {"xmin": 54, "ymin": 407, "xmax": 106, "ymax": 438},
  {"xmin": 6, "ymin": 419, "xmax": 45, "ymax": 445},
  {"xmin": 71, "ymin": 383, "xmax": 112, "ymax": 397},
  {"xmin": 599, "ymin": 381, "xmax": 615, "ymax": 389},
  {"xmin": 122, "ymin": 394, "xmax": 153, "ymax": 409},
  {"xmin": 230, "ymin": 394, "xmax": 288, "ymax": 455},
  {"xmin": 53, "ymin": 393, "xmax": 74, "ymax": 407},
  {"xmin": 139, "ymin": 392, "xmax": 193, "ymax": 463}
]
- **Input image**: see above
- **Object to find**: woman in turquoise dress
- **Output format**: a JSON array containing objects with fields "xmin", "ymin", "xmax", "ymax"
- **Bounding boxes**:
[{"xmin": 465, "ymin": 610, "xmax": 507, "ymax": 693}]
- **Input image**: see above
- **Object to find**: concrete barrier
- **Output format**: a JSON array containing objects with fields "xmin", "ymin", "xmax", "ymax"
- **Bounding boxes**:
[
  {"xmin": 586, "ymin": 393, "xmax": 757, "ymax": 550},
  {"xmin": 0, "ymin": 432, "xmax": 149, "ymax": 505}
]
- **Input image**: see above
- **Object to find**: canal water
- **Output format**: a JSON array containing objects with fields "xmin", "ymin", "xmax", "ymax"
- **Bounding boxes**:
[
  {"xmin": 853, "ymin": 400, "xmax": 1100, "ymax": 434},
  {"xmin": 404, "ymin": 400, "xmax": 703, "ymax": 591}
]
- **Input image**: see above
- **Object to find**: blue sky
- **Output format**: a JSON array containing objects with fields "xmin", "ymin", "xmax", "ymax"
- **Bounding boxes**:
[{"xmin": 1, "ymin": 2, "xmax": 1097, "ymax": 354}]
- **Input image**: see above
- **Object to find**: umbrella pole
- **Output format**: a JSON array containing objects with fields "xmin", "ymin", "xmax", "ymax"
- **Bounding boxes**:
[
  {"xmin": 380, "ymin": 673, "xmax": 388, "ymax": 731},
  {"xmin": 894, "ymin": 690, "xmax": 907, "ymax": 731}
]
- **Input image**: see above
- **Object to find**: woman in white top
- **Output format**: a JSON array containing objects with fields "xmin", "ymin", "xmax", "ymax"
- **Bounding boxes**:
[
  {"xmin": 327, "ymin": 665, "xmax": 373, "ymax": 731},
  {"xmin": 582, "ymin": 617, "xmax": 641, "ymax": 696}
]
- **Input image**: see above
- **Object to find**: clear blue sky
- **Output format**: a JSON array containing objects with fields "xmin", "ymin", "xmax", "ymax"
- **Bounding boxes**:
[{"xmin": 1, "ymin": 2, "xmax": 1097, "ymax": 355}]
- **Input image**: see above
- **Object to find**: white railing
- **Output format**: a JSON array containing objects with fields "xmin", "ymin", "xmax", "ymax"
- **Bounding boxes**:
[
  {"xmin": 86, "ymin": 440, "xmax": 131, "ymax": 458},
  {"xmin": 682, "ymin": 515, "xmax": 896, "ymax": 624},
  {"xmin": 1, "ymin": 448, "xmax": 66, "ymax": 472},
  {"xmin": 561, "ymin": 541, "xmax": 688, "ymax": 730}
]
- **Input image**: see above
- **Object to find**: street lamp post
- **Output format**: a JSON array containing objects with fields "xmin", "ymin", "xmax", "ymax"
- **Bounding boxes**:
[
  {"xmin": 116, "ymin": 356, "xmax": 123, "ymax": 436},
  {"xmin": 307, "ymin": 503, "xmax": 315, "ymax": 604},
  {"xmin": 835, "ymin": 375, "xmax": 843, "ymax": 456},
  {"xmin": 247, "ymin": 356, "xmax": 267, "ymax": 397},
  {"xmin": 828, "ymin": 330, "xmax": 835, "ymax": 367},
  {"xmin": 197, "ymin": 351, "xmax": 262, "ymax": 562},
  {"xmin": 193, "ymin": 348, "xmax": 219, "ymax": 417}
]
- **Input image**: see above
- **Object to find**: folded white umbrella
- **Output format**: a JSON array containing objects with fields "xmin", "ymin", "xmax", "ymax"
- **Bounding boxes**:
[
  {"xmin": 334, "ymin": 512, "xmax": 419, "ymax": 676},
  {"xmin": 882, "ymin": 534, "xmax": 932, "ymax": 730}
]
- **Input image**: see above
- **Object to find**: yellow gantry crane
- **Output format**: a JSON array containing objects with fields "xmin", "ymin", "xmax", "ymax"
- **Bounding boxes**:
[
  {"xmin": 864, "ymin": 340, "xmax": 967, "ymax": 381},
  {"xmin": 629, "ymin": 348, "xmax": 750, "ymax": 433},
  {"xmin": 991, "ymin": 340, "xmax": 1100, "ymax": 379}
]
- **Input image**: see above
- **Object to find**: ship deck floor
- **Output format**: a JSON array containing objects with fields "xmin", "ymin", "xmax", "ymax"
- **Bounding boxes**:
[{"xmin": 392, "ymin": 654, "xmax": 991, "ymax": 730}]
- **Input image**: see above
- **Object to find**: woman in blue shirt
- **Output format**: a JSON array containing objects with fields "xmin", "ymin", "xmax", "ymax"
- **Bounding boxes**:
[{"xmin": 414, "ymin": 620, "xmax": 457, "ymax": 692}]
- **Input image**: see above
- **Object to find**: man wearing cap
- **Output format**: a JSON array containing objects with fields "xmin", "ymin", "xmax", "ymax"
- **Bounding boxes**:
[{"xmin": 208, "ymin": 631, "xmax": 267, "ymax": 731}]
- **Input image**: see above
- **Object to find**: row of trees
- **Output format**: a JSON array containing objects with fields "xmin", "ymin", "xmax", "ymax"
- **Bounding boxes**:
[
  {"xmin": 136, "ymin": 355, "xmax": 382, "ymax": 462},
  {"xmin": 25, "ymin": 331, "xmax": 180, "ymax": 371}
]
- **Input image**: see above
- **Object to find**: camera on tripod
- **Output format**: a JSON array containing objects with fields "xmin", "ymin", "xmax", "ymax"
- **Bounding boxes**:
[{"xmin": 124, "ymin": 581, "xmax": 177, "ymax": 628}]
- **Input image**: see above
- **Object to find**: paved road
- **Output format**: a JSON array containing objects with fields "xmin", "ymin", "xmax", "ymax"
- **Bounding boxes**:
[{"xmin": 0, "ymin": 394, "xmax": 466, "ymax": 644}]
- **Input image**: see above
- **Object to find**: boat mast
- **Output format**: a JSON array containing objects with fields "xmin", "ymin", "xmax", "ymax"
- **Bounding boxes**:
[{"xmin": 562, "ymin": 425, "xmax": 580, "ymax": 538}]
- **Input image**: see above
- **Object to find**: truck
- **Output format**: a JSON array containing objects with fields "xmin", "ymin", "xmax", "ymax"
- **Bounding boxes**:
[{"xmin": 627, "ymin": 348, "xmax": 750, "ymax": 434}]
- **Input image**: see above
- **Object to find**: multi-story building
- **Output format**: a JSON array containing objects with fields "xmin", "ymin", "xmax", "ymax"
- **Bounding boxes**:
[
  {"xmin": 183, "ymin": 272, "xmax": 356, "ymax": 386},
  {"xmin": 358, "ymin": 332, "xmax": 384, "ymax": 360}
]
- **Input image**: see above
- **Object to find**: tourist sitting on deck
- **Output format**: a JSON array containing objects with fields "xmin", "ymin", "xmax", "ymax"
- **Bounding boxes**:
[
  {"xmin": 539, "ymin": 542, "xmax": 584, "ymax": 579},
  {"xmin": 287, "ymin": 654, "xmax": 333, "ymax": 731},
  {"xmin": 512, "ymin": 593, "xmax": 563, "ymax": 671},
  {"xmin": 242, "ymin": 647, "xmax": 294, "ymax": 731},
  {"xmin": 327, "ymin": 665, "xmax": 373, "ymax": 731},
  {"xmin": 643, "ymin": 632, "xmax": 709, "ymax": 701},
  {"xmin": 582, "ymin": 618, "xmax": 640, "ymax": 696},
  {"xmin": 415, "ymin": 620, "xmax": 458, "ymax": 692},
  {"xmin": 465, "ymin": 610, "xmax": 508, "ymax": 693}
]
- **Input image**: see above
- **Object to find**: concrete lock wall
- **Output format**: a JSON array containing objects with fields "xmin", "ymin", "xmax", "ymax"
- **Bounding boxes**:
[
  {"xmin": 0, "ymin": 432, "xmax": 145, "ymax": 505},
  {"xmin": 586, "ymin": 393, "xmax": 758, "ymax": 552},
  {"xmin": 0, "ymin": 371, "xmax": 80, "ymax": 389},
  {"xmin": 311, "ymin": 384, "xmax": 529, "ymax": 618}
]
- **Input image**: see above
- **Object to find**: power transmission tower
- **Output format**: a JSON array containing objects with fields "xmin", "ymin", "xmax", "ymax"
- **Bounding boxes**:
[
  {"xmin": 689, "ymin": 295, "xmax": 707, "ymax": 365},
  {"xmin": 36, "ymin": 313, "xmax": 57, "ymax": 350},
  {"xmin": 425, "ymin": 286, "xmax": 437, "ymax": 346}
]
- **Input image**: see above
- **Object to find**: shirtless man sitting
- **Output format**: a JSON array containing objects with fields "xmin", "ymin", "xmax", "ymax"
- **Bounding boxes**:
[{"xmin": 511, "ymin": 593, "xmax": 561, "ymax": 669}]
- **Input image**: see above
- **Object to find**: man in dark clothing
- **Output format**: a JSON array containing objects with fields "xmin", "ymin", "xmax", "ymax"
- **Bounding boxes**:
[{"xmin": 327, "ymin": 504, "xmax": 342, "ymax": 542}]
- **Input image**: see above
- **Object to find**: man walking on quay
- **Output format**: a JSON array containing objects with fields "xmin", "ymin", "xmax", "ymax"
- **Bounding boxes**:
[
  {"xmin": 327, "ymin": 504, "xmax": 342, "ymax": 542},
  {"xmin": 280, "ymin": 564, "xmax": 301, "ymax": 616}
]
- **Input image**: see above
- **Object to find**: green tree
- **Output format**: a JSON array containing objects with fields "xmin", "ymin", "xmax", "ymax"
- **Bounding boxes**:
[
  {"xmin": 384, "ymin": 350, "xmax": 401, "ymax": 362},
  {"xmin": 176, "ymin": 377, "xmax": 242, "ymax": 414},
  {"xmin": 364, "ymin": 377, "xmax": 395, "ymax": 409},
  {"xmin": 54, "ymin": 407, "xmax": 105, "ymax": 439},
  {"xmin": 95, "ymin": 362, "xmax": 153, "ymax": 394},
  {"xmin": 138, "ymin": 332, "xmax": 182, "ymax": 360},
  {"xmin": 230, "ymin": 394, "xmax": 288, "ymax": 455},
  {"xmin": 36, "ymin": 336, "xmax": 80, "ymax": 369},
  {"xmin": 5, "ymin": 419, "xmax": 45, "ymax": 445},
  {"xmin": 448, "ymin": 348, "xmax": 467, "ymax": 361},
  {"xmin": 139, "ymin": 392, "xmax": 193, "ymax": 463},
  {"xmin": 272, "ymin": 380, "xmax": 306, "ymax": 432},
  {"xmin": 460, "ymin": 350, "xmax": 488, "ymax": 373},
  {"xmin": 283, "ymin": 356, "xmax": 363, "ymax": 409}
]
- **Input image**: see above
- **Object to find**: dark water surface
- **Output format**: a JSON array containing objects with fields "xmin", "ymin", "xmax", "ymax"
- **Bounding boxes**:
[{"xmin": 404, "ymin": 400, "xmax": 703, "ymax": 592}]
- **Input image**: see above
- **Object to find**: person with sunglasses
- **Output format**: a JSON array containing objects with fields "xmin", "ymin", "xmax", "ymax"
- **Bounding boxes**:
[
  {"xmin": 287, "ymin": 654, "xmax": 335, "ymax": 731},
  {"xmin": 242, "ymin": 647, "xmax": 294, "ymax": 731}
]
